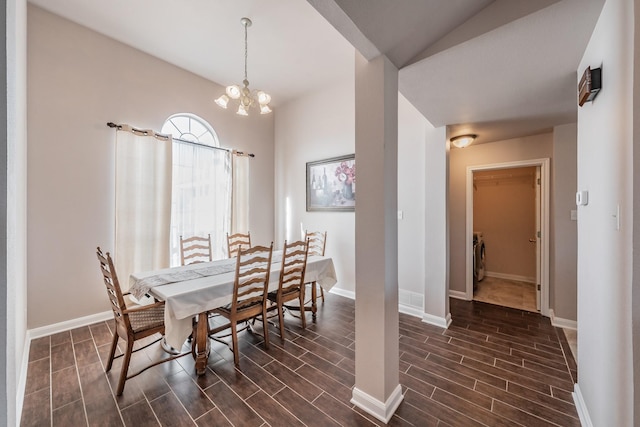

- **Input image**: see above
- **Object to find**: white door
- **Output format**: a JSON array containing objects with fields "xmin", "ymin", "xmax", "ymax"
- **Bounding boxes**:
[{"xmin": 535, "ymin": 166, "xmax": 541, "ymax": 311}]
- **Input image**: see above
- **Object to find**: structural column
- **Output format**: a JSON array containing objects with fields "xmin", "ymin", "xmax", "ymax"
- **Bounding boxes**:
[
  {"xmin": 351, "ymin": 52, "xmax": 403, "ymax": 423},
  {"xmin": 423, "ymin": 127, "xmax": 451, "ymax": 327}
]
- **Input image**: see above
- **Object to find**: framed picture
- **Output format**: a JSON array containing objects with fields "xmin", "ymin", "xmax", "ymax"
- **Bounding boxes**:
[{"xmin": 306, "ymin": 154, "xmax": 355, "ymax": 211}]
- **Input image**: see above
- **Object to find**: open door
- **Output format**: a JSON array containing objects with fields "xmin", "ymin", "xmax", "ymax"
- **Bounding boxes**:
[{"xmin": 535, "ymin": 166, "xmax": 541, "ymax": 311}]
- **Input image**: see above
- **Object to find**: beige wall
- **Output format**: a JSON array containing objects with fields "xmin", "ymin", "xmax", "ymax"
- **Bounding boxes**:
[
  {"xmin": 551, "ymin": 123, "xmax": 577, "ymax": 320},
  {"xmin": 449, "ymin": 133, "xmax": 553, "ymax": 293},
  {"xmin": 27, "ymin": 6, "xmax": 275, "ymax": 328},
  {"xmin": 473, "ymin": 167, "xmax": 536, "ymax": 280}
]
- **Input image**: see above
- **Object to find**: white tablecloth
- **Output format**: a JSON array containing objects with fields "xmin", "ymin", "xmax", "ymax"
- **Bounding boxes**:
[{"xmin": 130, "ymin": 253, "xmax": 337, "ymax": 348}]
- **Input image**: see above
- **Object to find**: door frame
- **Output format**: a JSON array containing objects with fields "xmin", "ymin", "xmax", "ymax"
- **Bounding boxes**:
[{"xmin": 465, "ymin": 158, "xmax": 550, "ymax": 317}]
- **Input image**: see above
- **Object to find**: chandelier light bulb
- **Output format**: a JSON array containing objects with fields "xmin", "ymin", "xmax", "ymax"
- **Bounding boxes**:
[
  {"xmin": 237, "ymin": 104, "xmax": 249, "ymax": 116},
  {"xmin": 257, "ymin": 91, "xmax": 271, "ymax": 105},
  {"xmin": 214, "ymin": 94, "xmax": 229, "ymax": 108},
  {"xmin": 260, "ymin": 104, "xmax": 272, "ymax": 114},
  {"xmin": 226, "ymin": 85, "xmax": 241, "ymax": 99},
  {"xmin": 214, "ymin": 17, "xmax": 272, "ymax": 116}
]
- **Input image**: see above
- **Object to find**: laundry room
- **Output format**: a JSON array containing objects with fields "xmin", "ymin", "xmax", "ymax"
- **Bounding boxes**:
[{"xmin": 472, "ymin": 166, "xmax": 538, "ymax": 311}]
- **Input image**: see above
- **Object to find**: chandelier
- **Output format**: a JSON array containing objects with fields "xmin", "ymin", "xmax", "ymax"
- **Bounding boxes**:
[{"xmin": 215, "ymin": 17, "xmax": 272, "ymax": 116}]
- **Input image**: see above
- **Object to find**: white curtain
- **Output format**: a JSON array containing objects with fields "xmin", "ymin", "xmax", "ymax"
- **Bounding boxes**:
[
  {"xmin": 115, "ymin": 127, "xmax": 172, "ymax": 290},
  {"xmin": 231, "ymin": 153, "xmax": 250, "ymax": 235},
  {"xmin": 170, "ymin": 141, "xmax": 232, "ymax": 265}
]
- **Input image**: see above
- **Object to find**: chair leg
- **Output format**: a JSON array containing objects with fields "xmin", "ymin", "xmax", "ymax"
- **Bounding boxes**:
[
  {"xmin": 319, "ymin": 284, "xmax": 325, "ymax": 303},
  {"xmin": 277, "ymin": 302, "xmax": 285, "ymax": 342},
  {"xmin": 299, "ymin": 293, "xmax": 307, "ymax": 330},
  {"xmin": 106, "ymin": 332, "xmax": 119, "ymax": 372},
  {"xmin": 231, "ymin": 321, "xmax": 240, "ymax": 368},
  {"xmin": 116, "ymin": 339, "xmax": 134, "ymax": 396},
  {"xmin": 262, "ymin": 306, "xmax": 270, "ymax": 350}
]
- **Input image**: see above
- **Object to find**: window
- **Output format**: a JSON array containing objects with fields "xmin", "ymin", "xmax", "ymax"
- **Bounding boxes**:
[{"xmin": 162, "ymin": 114, "xmax": 231, "ymax": 266}]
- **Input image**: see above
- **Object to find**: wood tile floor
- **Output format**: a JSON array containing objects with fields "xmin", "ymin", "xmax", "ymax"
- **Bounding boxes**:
[{"xmin": 21, "ymin": 294, "xmax": 579, "ymax": 426}]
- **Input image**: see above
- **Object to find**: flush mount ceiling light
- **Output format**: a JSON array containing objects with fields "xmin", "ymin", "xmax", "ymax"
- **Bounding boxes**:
[
  {"xmin": 450, "ymin": 134, "xmax": 477, "ymax": 148},
  {"xmin": 214, "ymin": 17, "xmax": 272, "ymax": 116}
]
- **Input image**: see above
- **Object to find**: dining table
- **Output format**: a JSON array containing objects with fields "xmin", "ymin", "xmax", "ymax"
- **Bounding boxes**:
[{"xmin": 129, "ymin": 251, "xmax": 337, "ymax": 375}]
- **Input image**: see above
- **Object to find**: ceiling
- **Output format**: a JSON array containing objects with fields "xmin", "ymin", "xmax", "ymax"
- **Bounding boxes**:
[{"xmin": 29, "ymin": 0, "xmax": 605, "ymax": 145}]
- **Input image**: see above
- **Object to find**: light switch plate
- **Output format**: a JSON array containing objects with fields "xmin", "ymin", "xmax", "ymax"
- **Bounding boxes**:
[
  {"xmin": 576, "ymin": 190, "xmax": 589, "ymax": 206},
  {"xmin": 397, "ymin": 210, "xmax": 404, "ymax": 220}
]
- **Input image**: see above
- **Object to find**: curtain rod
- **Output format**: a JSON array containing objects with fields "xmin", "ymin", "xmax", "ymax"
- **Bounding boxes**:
[{"xmin": 106, "ymin": 122, "xmax": 255, "ymax": 157}]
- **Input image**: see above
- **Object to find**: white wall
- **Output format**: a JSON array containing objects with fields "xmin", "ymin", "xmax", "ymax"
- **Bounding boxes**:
[
  {"xmin": 423, "ymin": 126, "xmax": 450, "ymax": 322},
  {"xmin": 551, "ymin": 123, "xmax": 577, "ymax": 321},
  {"xmin": 274, "ymin": 81, "xmax": 432, "ymax": 304},
  {"xmin": 27, "ymin": 6, "xmax": 275, "ymax": 328},
  {"xmin": 274, "ymin": 78, "xmax": 355, "ymax": 292},
  {"xmin": 576, "ymin": 0, "xmax": 633, "ymax": 424},
  {"xmin": 7, "ymin": 0, "xmax": 28, "ymax": 425},
  {"xmin": 449, "ymin": 133, "xmax": 553, "ymax": 293},
  {"xmin": 398, "ymin": 95, "xmax": 427, "ymax": 308}
]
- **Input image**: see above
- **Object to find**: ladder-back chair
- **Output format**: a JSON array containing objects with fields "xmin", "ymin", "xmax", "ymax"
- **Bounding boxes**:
[
  {"xmin": 96, "ymin": 247, "xmax": 188, "ymax": 395},
  {"xmin": 180, "ymin": 234, "xmax": 213, "ymax": 265},
  {"xmin": 209, "ymin": 243, "xmax": 273, "ymax": 367},
  {"xmin": 227, "ymin": 231, "xmax": 251, "ymax": 258},
  {"xmin": 305, "ymin": 230, "xmax": 327, "ymax": 304},
  {"xmin": 267, "ymin": 239, "xmax": 309, "ymax": 341}
]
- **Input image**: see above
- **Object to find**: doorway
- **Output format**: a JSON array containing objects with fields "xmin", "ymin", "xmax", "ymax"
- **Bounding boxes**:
[
  {"xmin": 472, "ymin": 166, "xmax": 538, "ymax": 311},
  {"xmin": 465, "ymin": 159, "xmax": 550, "ymax": 316}
]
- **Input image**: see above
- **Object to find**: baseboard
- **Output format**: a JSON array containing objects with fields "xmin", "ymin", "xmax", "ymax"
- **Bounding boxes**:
[
  {"xmin": 328, "ymin": 287, "xmax": 355, "ymax": 300},
  {"xmin": 449, "ymin": 290, "xmax": 468, "ymax": 300},
  {"xmin": 422, "ymin": 312, "xmax": 452, "ymax": 329},
  {"xmin": 549, "ymin": 309, "xmax": 577, "ymax": 330},
  {"xmin": 398, "ymin": 303, "xmax": 423, "ymax": 319},
  {"xmin": 27, "ymin": 310, "xmax": 113, "ymax": 340},
  {"xmin": 485, "ymin": 271, "xmax": 536, "ymax": 284},
  {"xmin": 573, "ymin": 383, "xmax": 593, "ymax": 427},
  {"xmin": 16, "ymin": 333, "xmax": 30, "ymax": 427},
  {"xmin": 351, "ymin": 384, "xmax": 404, "ymax": 423}
]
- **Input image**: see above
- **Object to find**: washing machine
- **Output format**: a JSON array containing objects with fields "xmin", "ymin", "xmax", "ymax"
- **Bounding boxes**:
[{"xmin": 473, "ymin": 232, "xmax": 486, "ymax": 286}]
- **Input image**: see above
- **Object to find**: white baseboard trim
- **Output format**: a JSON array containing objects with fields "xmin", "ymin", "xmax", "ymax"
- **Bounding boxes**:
[
  {"xmin": 573, "ymin": 383, "xmax": 593, "ymax": 427},
  {"xmin": 329, "ymin": 287, "xmax": 355, "ymax": 300},
  {"xmin": 449, "ymin": 290, "xmax": 468, "ymax": 300},
  {"xmin": 351, "ymin": 384, "xmax": 404, "ymax": 423},
  {"xmin": 549, "ymin": 309, "xmax": 577, "ymax": 330},
  {"xmin": 16, "ymin": 334, "xmax": 30, "ymax": 427},
  {"xmin": 332, "ymin": 289, "xmax": 432, "ymax": 322},
  {"xmin": 485, "ymin": 271, "xmax": 536, "ymax": 284},
  {"xmin": 398, "ymin": 303, "xmax": 423, "ymax": 319},
  {"xmin": 422, "ymin": 312, "xmax": 452, "ymax": 329},
  {"xmin": 28, "ymin": 310, "xmax": 113, "ymax": 340}
]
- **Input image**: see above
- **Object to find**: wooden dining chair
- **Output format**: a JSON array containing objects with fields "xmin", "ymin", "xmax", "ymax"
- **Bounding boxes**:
[
  {"xmin": 96, "ymin": 247, "xmax": 188, "ymax": 395},
  {"xmin": 305, "ymin": 230, "xmax": 327, "ymax": 303},
  {"xmin": 180, "ymin": 234, "xmax": 213, "ymax": 265},
  {"xmin": 267, "ymin": 239, "xmax": 309, "ymax": 340},
  {"xmin": 208, "ymin": 243, "xmax": 273, "ymax": 367},
  {"xmin": 227, "ymin": 231, "xmax": 251, "ymax": 258}
]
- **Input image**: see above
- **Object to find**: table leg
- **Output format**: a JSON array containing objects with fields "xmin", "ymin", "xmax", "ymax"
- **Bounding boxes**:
[
  {"xmin": 311, "ymin": 282, "xmax": 318, "ymax": 320},
  {"xmin": 195, "ymin": 312, "xmax": 209, "ymax": 375}
]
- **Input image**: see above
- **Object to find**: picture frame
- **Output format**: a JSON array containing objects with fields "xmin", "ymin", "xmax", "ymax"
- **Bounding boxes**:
[{"xmin": 306, "ymin": 154, "xmax": 356, "ymax": 212}]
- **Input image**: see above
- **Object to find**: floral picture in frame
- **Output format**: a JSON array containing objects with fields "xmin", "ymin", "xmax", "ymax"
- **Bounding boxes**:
[{"xmin": 306, "ymin": 154, "xmax": 355, "ymax": 211}]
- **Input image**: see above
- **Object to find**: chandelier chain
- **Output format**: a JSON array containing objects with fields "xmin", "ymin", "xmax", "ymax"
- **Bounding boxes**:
[{"xmin": 244, "ymin": 21, "xmax": 248, "ymax": 82}]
